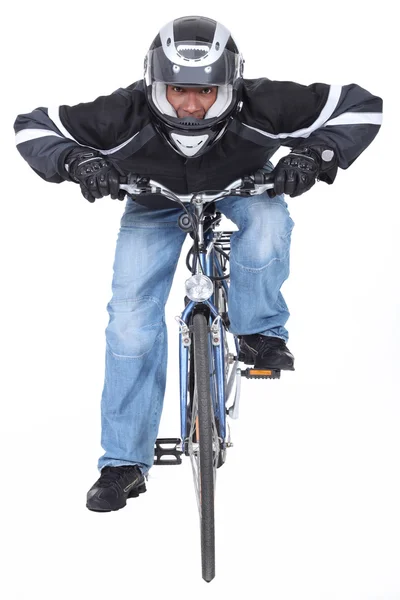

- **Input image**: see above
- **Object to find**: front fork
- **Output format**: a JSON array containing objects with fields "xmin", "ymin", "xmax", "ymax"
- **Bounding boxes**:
[{"xmin": 176, "ymin": 246, "xmax": 227, "ymax": 454}]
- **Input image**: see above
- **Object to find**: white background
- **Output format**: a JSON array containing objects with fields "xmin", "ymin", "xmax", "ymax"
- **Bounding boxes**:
[{"xmin": 2, "ymin": 0, "xmax": 399, "ymax": 598}]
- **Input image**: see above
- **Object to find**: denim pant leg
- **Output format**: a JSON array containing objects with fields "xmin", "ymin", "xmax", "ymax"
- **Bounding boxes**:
[
  {"xmin": 98, "ymin": 199, "xmax": 186, "ymax": 474},
  {"xmin": 217, "ymin": 192, "xmax": 295, "ymax": 342}
]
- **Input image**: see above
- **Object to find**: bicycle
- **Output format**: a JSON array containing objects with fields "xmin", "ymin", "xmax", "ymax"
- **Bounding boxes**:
[{"xmin": 120, "ymin": 170, "xmax": 283, "ymax": 582}]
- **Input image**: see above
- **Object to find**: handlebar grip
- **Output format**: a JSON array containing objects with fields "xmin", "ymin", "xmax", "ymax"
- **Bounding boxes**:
[{"xmin": 253, "ymin": 170, "xmax": 274, "ymax": 185}]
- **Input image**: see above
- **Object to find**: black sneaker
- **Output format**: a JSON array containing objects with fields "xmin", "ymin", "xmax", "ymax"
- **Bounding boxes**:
[
  {"xmin": 239, "ymin": 334, "xmax": 295, "ymax": 370},
  {"xmin": 86, "ymin": 465, "xmax": 147, "ymax": 512}
]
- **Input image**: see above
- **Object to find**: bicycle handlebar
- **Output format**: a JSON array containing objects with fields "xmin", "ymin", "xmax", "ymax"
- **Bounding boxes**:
[{"xmin": 119, "ymin": 170, "xmax": 275, "ymax": 205}]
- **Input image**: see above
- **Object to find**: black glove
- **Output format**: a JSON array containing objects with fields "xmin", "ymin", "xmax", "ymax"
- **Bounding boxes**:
[
  {"xmin": 269, "ymin": 146, "xmax": 336, "ymax": 198},
  {"xmin": 65, "ymin": 147, "xmax": 125, "ymax": 203}
]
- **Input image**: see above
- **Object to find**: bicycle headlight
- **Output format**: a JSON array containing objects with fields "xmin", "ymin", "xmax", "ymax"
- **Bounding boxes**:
[{"xmin": 185, "ymin": 274, "xmax": 213, "ymax": 302}]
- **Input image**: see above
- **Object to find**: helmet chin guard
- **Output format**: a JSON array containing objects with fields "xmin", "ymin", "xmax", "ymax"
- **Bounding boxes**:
[
  {"xmin": 170, "ymin": 133, "xmax": 210, "ymax": 157},
  {"xmin": 143, "ymin": 16, "xmax": 244, "ymax": 158}
]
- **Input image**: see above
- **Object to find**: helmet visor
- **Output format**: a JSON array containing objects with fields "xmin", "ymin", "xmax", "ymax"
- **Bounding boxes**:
[{"xmin": 145, "ymin": 44, "xmax": 241, "ymax": 87}]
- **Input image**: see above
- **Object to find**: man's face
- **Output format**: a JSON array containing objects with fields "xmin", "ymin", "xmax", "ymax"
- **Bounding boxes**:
[{"xmin": 166, "ymin": 85, "xmax": 218, "ymax": 119}]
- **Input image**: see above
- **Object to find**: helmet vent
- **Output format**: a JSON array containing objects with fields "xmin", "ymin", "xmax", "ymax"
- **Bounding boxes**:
[
  {"xmin": 177, "ymin": 121, "xmax": 200, "ymax": 127},
  {"xmin": 167, "ymin": 38, "xmax": 171, "ymax": 46},
  {"xmin": 177, "ymin": 44, "xmax": 208, "ymax": 52},
  {"xmin": 177, "ymin": 44, "xmax": 209, "ymax": 60}
]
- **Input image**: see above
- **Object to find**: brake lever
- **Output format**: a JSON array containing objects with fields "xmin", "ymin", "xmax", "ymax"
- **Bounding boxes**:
[{"xmin": 120, "ymin": 174, "xmax": 153, "ymax": 196}]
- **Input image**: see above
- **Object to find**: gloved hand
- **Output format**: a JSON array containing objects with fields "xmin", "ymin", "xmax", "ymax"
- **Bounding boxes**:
[
  {"xmin": 65, "ymin": 147, "xmax": 125, "ymax": 202},
  {"xmin": 268, "ymin": 146, "xmax": 335, "ymax": 198}
]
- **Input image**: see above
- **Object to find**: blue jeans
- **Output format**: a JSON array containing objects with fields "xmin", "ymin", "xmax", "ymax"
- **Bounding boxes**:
[{"xmin": 98, "ymin": 191, "xmax": 294, "ymax": 474}]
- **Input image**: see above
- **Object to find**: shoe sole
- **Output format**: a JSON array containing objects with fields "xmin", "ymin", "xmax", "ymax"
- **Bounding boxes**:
[{"xmin": 86, "ymin": 482, "xmax": 147, "ymax": 512}]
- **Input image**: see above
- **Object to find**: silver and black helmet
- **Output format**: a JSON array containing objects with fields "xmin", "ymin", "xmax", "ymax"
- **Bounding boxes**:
[{"xmin": 144, "ymin": 16, "xmax": 244, "ymax": 158}]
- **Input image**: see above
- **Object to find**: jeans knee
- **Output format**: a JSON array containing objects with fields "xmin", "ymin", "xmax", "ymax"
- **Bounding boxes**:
[
  {"xmin": 232, "ymin": 200, "xmax": 294, "ymax": 270},
  {"xmin": 105, "ymin": 296, "xmax": 164, "ymax": 358}
]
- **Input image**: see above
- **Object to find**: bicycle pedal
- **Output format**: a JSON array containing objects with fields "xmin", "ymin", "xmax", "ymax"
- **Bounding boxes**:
[
  {"xmin": 241, "ymin": 368, "xmax": 281, "ymax": 379},
  {"xmin": 154, "ymin": 438, "xmax": 183, "ymax": 465}
]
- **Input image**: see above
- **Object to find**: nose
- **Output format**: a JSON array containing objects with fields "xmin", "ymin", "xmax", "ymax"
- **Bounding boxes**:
[{"xmin": 182, "ymin": 92, "xmax": 202, "ymax": 114}]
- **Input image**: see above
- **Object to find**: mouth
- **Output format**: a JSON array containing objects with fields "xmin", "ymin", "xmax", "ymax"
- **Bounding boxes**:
[{"xmin": 179, "ymin": 111, "xmax": 205, "ymax": 120}]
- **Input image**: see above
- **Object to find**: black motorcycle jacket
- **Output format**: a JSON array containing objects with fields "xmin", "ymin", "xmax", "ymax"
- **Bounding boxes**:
[{"xmin": 14, "ymin": 78, "xmax": 382, "ymax": 208}]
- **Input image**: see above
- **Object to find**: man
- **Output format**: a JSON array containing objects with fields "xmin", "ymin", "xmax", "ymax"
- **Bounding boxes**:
[{"xmin": 14, "ymin": 15, "xmax": 382, "ymax": 512}]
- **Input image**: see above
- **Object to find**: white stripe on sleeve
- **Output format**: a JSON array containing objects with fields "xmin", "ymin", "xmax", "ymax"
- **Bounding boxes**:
[
  {"xmin": 15, "ymin": 128, "xmax": 63, "ymax": 145},
  {"xmin": 324, "ymin": 112, "xmax": 383, "ymax": 126}
]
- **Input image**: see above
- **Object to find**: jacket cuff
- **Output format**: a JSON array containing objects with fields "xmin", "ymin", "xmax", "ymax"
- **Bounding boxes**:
[
  {"xmin": 57, "ymin": 146, "xmax": 79, "ymax": 181},
  {"xmin": 317, "ymin": 165, "xmax": 338, "ymax": 184}
]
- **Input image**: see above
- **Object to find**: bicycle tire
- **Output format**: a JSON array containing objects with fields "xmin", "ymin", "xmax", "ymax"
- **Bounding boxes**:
[{"xmin": 193, "ymin": 311, "xmax": 216, "ymax": 582}]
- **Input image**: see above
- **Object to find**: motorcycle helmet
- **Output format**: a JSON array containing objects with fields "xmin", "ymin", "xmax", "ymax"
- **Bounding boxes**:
[{"xmin": 144, "ymin": 15, "xmax": 244, "ymax": 158}]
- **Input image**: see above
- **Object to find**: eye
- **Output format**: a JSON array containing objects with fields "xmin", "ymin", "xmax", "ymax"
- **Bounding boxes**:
[
  {"xmin": 201, "ymin": 88, "xmax": 212, "ymax": 94},
  {"xmin": 172, "ymin": 86, "xmax": 183, "ymax": 92}
]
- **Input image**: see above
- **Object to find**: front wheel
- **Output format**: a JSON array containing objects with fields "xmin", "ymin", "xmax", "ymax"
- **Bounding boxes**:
[{"xmin": 188, "ymin": 311, "xmax": 218, "ymax": 582}]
